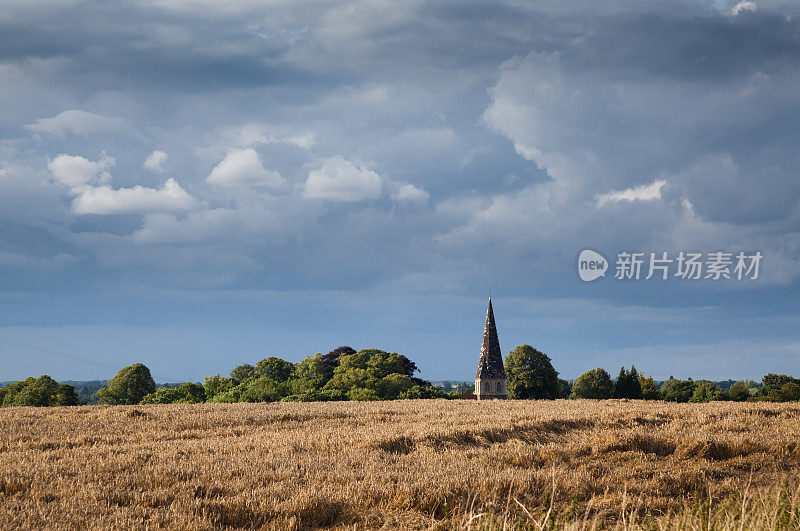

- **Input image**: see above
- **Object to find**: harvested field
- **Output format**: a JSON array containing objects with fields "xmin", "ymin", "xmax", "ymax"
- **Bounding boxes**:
[{"xmin": 2, "ymin": 399, "xmax": 800, "ymax": 529}]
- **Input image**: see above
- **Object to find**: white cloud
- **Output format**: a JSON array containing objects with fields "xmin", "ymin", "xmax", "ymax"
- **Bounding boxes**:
[
  {"xmin": 206, "ymin": 148, "xmax": 284, "ymax": 188},
  {"xmin": 596, "ymin": 179, "xmax": 666, "ymax": 206},
  {"xmin": 302, "ymin": 156, "xmax": 382, "ymax": 201},
  {"xmin": 391, "ymin": 183, "xmax": 429, "ymax": 204},
  {"xmin": 220, "ymin": 124, "xmax": 316, "ymax": 149},
  {"xmin": 143, "ymin": 150, "xmax": 168, "ymax": 173},
  {"xmin": 48, "ymin": 153, "xmax": 114, "ymax": 189},
  {"xmin": 25, "ymin": 110, "xmax": 134, "ymax": 138},
  {"xmin": 731, "ymin": 1, "xmax": 757, "ymax": 15},
  {"xmin": 71, "ymin": 178, "xmax": 199, "ymax": 215}
]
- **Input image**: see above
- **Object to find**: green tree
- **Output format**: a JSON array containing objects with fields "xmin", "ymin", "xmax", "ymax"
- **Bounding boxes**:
[
  {"xmin": 97, "ymin": 363, "xmax": 156, "ymax": 405},
  {"xmin": 762, "ymin": 374, "xmax": 798, "ymax": 390},
  {"xmin": 570, "ymin": 368, "xmax": 614, "ymax": 399},
  {"xmin": 781, "ymin": 382, "xmax": 800, "ymax": 401},
  {"xmin": 661, "ymin": 379, "xmax": 695, "ymax": 402},
  {"xmin": 557, "ymin": 379, "xmax": 572, "ymax": 399},
  {"xmin": 504, "ymin": 345, "xmax": 559, "ymax": 399},
  {"xmin": 229, "ymin": 364, "xmax": 256, "ymax": 384},
  {"xmin": 728, "ymin": 381, "xmax": 750, "ymax": 402},
  {"xmin": 255, "ymin": 357, "xmax": 295, "ymax": 383},
  {"xmin": 140, "ymin": 383, "xmax": 206, "ymax": 404},
  {"xmin": 57, "ymin": 383, "xmax": 80, "ymax": 406},
  {"xmin": 376, "ymin": 374, "xmax": 414, "ymax": 400},
  {"xmin": 689, "ymin": 380, "xmax": 720, "ymax": 403},
  {"xmin": 203, "ymin": 374, "xmax": 235, "ymax": 400},
  {"xmin": 638, "ymin": 374, "xmax": 660, "ymax": 400}
]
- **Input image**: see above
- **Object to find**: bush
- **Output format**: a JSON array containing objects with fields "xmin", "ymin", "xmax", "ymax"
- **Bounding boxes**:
[
  {"xmin": 570, "ymin": 368, "xmax": 614, "ymax": 399},
  {"xmin": 140, "ymin": 383, "xmax": 206, "ymax": 404}
]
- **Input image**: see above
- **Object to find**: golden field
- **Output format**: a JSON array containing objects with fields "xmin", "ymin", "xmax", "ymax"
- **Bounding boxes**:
[{"xmin": 1, "ymin": 399, "xmax": 800, "ymax": 529}]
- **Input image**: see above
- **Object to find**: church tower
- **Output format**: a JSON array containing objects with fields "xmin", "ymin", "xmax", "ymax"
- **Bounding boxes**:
[{"xmin": 475, "ymin": 297, "xmax": 507, "ymax": 399}]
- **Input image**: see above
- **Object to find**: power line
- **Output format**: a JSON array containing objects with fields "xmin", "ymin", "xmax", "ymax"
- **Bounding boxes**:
[{"xmin": 0, "ymin": 334, "xmax": 180, "ymax": 382}]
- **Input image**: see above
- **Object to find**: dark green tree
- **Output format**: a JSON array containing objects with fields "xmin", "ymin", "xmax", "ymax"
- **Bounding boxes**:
[
  {"xmin": 97, "ymin": 363, "xmax": 156, "ymax": 405},
  {"xmin": 557, "ymin": 379, "xmax": 572, "ymax": 398},
  {"xmin": 570, "ymin": 368, "xmax": 614, "ymax": 399},
  {"xmin": 638, "ymin": 374, "xmax": 660, "ymax": 400},
  {"xmin": 504, "ymin": 345, "xmax": 559, "ymax": 399},
  {"xmin": 57, "ymin": 383, "xmax": 80, "ymax": 406},
  {"xmin": 203, "ymin": 374, "xmax": 235, "ymax": 400},
  {"xmin": 689, "ymin": 380, "xmax": 720, "ymax": 403},
  {"xmin": 140, "ymin": 383, "xmax": 206, "ymax": 404},
  {"xmin": 229, "ymin": 364, "xmax": 256, "ymax": 384},
  {"xmin": 661, "ymin": 379, "xmax": 695, "ymax": 402},
  {"xmin": 728, "ymin": 381, "xmax": 750, "ymax": 401},
  {"xmin": 762, "ymin": 374, "xmax": 798, "ymax": 390},
  {"xmin": 614, "ymin": 366, "xmax": 643, "ymax": 399},
  {"xmin": 255, "ymin": 357, "xmax": 295, "ymax": 383}
]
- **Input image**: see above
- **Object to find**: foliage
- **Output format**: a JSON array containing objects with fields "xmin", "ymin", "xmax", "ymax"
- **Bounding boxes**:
[
  {"xmin": 728, "ymin": 381, "xmax": 751, "ymax": 401},
  {"xmin": 639, "ymin": 374, "xmax": 661, "ymax": 400},
  {"xmin": 140, "ymin": 383, "xmax": 206, "ymax": 404},
  {"xmin": 661, "ymin": 378, "xmax": 695, "ymax": 403},
  {"xmin": 255, "ymin": 357, "xmax": 295, "ymax": 383},
  {"xmin": 97, "ymin": 363, "xmax": 156, "ymax": 405},
  {"xmin": 570, "ymin": 368, "xmax": 614, "ymax": 399},
  {"xmin": 206, "ymin": 348, "xmax": 430, "ymax": 404},
  {"xmin": 557, "ymin": 378, "xmax": 572, "ymax": 398},
  {"xmin": 229, "ymin": 363, "xmax": 256, "ymax": 384},
  {"xmin": 614, "ymin": 366, "xmax": 643, "ymax": 399},
  {"xmin": 689, "ymin": 380, "xmax": 726, "ymax": 403},
  {"xmin": 0, "ymin": 376, "xmax": 79, "ymax": 407},
  {"xmin": 504, "ymin": 345, "xmax": 559, "ymax": 399},
  {"xmin": 202, "ymin": 374, "xmax": 235, "ymax": 400}
]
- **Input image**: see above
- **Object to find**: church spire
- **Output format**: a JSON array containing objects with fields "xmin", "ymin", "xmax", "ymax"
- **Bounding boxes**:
[{"xmin": 475, "ymin": 297, "xmax": 506, "ymax": 379}]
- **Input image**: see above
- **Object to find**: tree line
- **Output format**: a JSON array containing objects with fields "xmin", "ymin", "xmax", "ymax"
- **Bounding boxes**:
[{"xmin": 1, "ymin": 344, "xmax": 798, "ymax": 406}]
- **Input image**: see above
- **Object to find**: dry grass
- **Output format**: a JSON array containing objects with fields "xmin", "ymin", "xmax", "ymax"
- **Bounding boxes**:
[{"xmin": 1, "ymin": 399, "xmax": 800, "ymax": 529}]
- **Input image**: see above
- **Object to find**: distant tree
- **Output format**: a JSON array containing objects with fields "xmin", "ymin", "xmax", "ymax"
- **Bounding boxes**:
[
  {"xmin": 454, "ymin": 382, "xmax": 471, "ymax": 396},
  {"xmin": 570, "ymin": 368, "xmax": 614, "ymax": 399},
  {"xmin": 728, "ymin": 381, "xmax": 750, "ymax": 402},
  {"xmin": 440, "ymin": 381, "xmax": 453, "ymax": 392},
  {"xmin": 203, "ymin": 374, "xmax": 235, "ymax": 400},
  {"xmin": 781, "ymin": 382, "xmax": 800, "ymax": 401},
  {"xmin": 318, "ymin": 346, "xmax": 356, "ymax": 381},
  {"xmin": 661, "ymin": 379, "xmax": 695, "ymax": 403},
  {"xmin": 638, "ymin": 375, "xmax": 660, "ymax": 400},
  {"xmin": 229, "ymin": 364, "xmax": 256, "ymax": 384},
  {"xmin": 689, "ymin": 381, "xmax": 720, "ymax": 403},
  {"xmin": 255, "ymin": 357, "xmax": 295, "ymax": 383},
  {"xmin": 762, "ymin": 374, "xmax": 798, "ymax": 390},
  {"xmin": 140, "ymin": 383, "xmax": 206, "ymax": 404},
  {"xmin": 557, "ymin": 379, "xmax": 572, "ymax": 399},
  {"xmin": 97, "ymin": 363, "xmax": 156, "ymax": 405},
  {"xmin": 239, "ymin": 377, "xmax": 288, "ymax": 403},
  {"xmin": 57, "ymin": 383, "xmax": 80, "ymax": 406},
  {"xmin": 0, "ymin": 376, "xmax": 77, "ymax": 407},
  {"xmin": 504, "ymin": 345, "xmax": 559, "ymax": 399},
  {"xmin": 614, "ymin": 366, "xmax": 643, "ymax": 399}
]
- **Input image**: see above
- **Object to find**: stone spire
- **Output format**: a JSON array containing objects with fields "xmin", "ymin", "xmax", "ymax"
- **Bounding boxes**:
[{"xmin": 475, "ymin": 297, "xmax": 506, "ymax": 379}]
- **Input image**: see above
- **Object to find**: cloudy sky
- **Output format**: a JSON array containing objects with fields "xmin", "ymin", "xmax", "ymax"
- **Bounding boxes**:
[{"xmin": 2, "ymin": 0, "xmax": 800, "ymax": 382}]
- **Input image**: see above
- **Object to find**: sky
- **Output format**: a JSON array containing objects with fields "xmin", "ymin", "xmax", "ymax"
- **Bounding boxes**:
[{"xmin": 1, "ymin": 0, "xmax": 800, "ymax": 382}]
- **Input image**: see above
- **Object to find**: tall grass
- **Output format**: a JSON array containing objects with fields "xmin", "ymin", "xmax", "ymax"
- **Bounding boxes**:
[{"xmin": 1, "ymin": 399, "xmax": 799, "ymax": 529}]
